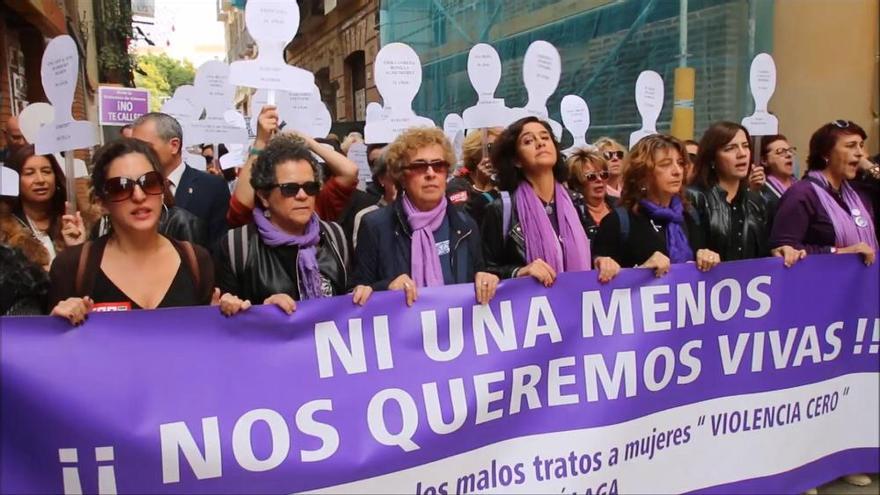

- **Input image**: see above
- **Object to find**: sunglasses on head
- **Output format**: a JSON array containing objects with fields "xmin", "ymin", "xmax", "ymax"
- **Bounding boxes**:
[
  {"xmin": 583, "ymin": 170, "xmax": 610, "ymax": 183},
  {"xmin": 404, "ymin": 159, "xmax": 451, "ymax": 175},
  {"xmin": 272, "ymin": 181, "xmax": 321, "ymax": 197},
  {"xmin": 831, "ymin": 119, "xmax": 853, "ymax": 129},
  {"xmin": 604, "ymin": 150, "xmax": 625, "ymax": 160},
  {"xmin": 103, "ymin": 171, "xmax": 164, "ymax": 202}
]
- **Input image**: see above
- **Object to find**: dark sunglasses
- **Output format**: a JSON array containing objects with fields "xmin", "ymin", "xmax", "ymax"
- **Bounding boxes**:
[
  {"xmin": 103, "ymin": 171, "xmax": 164, "ymax": 202},
  {"xmin": 272, "ymin": 181, "xmax": 321, "ymax": 197},
  {"xmin": 831, "ymin": 119, "xmax": 853, "ymax": 129},
  {"xmin": 583, "ymin": 170, "xmax": 610, "ymax": 183},
  {"xmin": 404, "ymin": 159, "xmax": 451, "ymax": 175},
  {"xmin": 604, "ymin": 150, "xmax": 625, "ymax": 160}
]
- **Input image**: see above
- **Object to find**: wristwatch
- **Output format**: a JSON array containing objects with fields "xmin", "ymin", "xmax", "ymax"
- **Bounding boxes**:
[{"xmin": 830, "ymin": 247, "xmax": 837, "ymax": 254}]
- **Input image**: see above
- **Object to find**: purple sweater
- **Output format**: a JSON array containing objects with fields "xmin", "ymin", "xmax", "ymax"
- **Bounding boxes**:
[{"xmin": 769, "ymin": 179, "xmax": 876, "ymax": 253}]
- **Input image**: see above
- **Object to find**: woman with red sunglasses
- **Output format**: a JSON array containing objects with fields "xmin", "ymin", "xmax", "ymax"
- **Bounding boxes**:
[
  {"xmin": 215, "ymin": 134, "xmax": 371, "ymax": 316},
  {"xmin": 352, "ymin": 127, "xmax": 498, "ymax": 307},
  {"xmin": 48, "ymin": 139, "xmax": 214, "ymax": 324},
  {"xmin": 566, "ymin": 148, "xmax": 617, "ymax": 240}
]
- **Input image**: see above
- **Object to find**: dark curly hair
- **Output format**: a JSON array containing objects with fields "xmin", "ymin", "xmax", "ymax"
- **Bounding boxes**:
[
  {"xmin": 250, "ymin": 134, "xmax": 320, "ymax": 193},
  {"xmin": 490, "ymin": 116, "xmax": 568, "ymax": 192},
  {"xmin": 91, "ymin": 138, "xmax": 164, "ymax": 201},
  {"xmin": 0, "ymin": 244, "xmax": 49, "ymax": 315}
]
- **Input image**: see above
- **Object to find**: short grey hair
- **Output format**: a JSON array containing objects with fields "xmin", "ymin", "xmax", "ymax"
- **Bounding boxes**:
[
  {"xmin": 250, "ymin": 134, "xmax": 320, "ymax": 192},
  {"xmin": 132, "ymin": 112, "xmax": 183, "ymax": 143}
]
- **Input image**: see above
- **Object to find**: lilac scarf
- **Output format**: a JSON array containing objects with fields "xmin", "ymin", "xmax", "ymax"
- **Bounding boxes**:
[
  {"xmin": 403, "ymin": 194, "xmax": 447, "ymax": 287},
  {"xmin": 807, "ymin": 171, "xmax": 878, "ymax": 252},
  {"xmin": 639, "ymin": 196, "xmax": 694, "ymax": 263},
  {"xmin": 515, "ymin": 181, "xmax": 591, "ymax": 273},
  {"xmin": 766, "ymin": 175, "xmax": 794, "ymax": 197},
  {"xmin": 253, "ymin": 207, "xmax": 324, "ymax": 299}
]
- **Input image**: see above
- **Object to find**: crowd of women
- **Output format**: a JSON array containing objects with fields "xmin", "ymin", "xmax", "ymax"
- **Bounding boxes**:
[{"xmin": 1, "ymin": 111, "xmax": 877, "ymax": 326}]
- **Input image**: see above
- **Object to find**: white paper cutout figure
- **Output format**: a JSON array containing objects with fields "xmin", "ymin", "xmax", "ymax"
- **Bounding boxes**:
[
  {"xmin": 285, "ymin": 86, "xmax": 332, "ymax": 138},
  {"xmin": 741, "ymin": 53, "xmax": 779, "ymax": 137},
  {"xmin": 365, "ymin": 43, "xmax": 434, "ymax": 144},
  {"xmin": 560, "ymin": 95, "xmax": 591, "ymax": 157},
  {"xmin": 173, "ymin": 85, "xmax": 199, "ymax": 112},
  {"xmin": 364, "ymin": 102, "xmax": 393, "ymax": 144},
  {"xmin": 443, "ymin": 113, "xmax": 465, "ymax": 164},
  {"xmin": 161, "ymin": 97, "xmax": 207, "ymax": 171},
  {"xmin": 347, "ymin": 142, "xmax": 371, "ymax": 191},
  {"xmin": 1, "ymin": 166, "xmax": 19, "ymax": 197},
  {"xmin": 190, "ymin": 61, "xmax": 249, "ymax": 147},
  {"xmin": 249, "ymin": 88, "xmax": 294, "ymax": 134},
  {"xmin": 20, "ymin": 102, "xmax": 88, "ymax": 178},
  {"xmin": 35, "ymin": 35, "xmax": 98, "ymax": 155},
  {"xmin": 510, "ymin": 40, "xmax": 563, "ymax": 139},
  {"xmin": 219, "ymin": 110, "xmax": 248, "ymax": 170},
  {"xmin": 229, "ymin": 0, "xmax": 314, "ymax": 92},
  {"xmin": 629, "ymin": 70, "xmax": 664, "ymax": 149},
  {"xmin": 462, "ymin": 44, "xmax": 515, "ymax": 130}
]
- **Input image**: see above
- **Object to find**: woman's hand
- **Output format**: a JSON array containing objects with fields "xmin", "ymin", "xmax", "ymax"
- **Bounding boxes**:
[
  {"xmin": 255, "ymin": 105, "xmax": 279, "ymax": 147},
  {"xmin": 695, "ymin": 249, "xmax": 721, "ymax": 272},
  {"xmin": 748, "ymin": 165, "xmax": 766, "ymax": 192},
  {"xmin": 218, "ymin": 292, "xmax": 252, "ymax": 316},
  {"xmin": 474, "ymin": 271, "xmax": 500, "ymax": 305},
  {"xmin": 640, "ymin": 251, "xmax": 671, "ymax": 277},
  {"xmin": 388, "ymin": 274, "xmax": 418, "ymax": 307},
  {"xmin": 352, "ymin": 285, "xmax": 373, "ymax": 306},
  {"xmin": 593, "ymin": 256, "xmax": 620, "ymax": 283},
  {"xmin": 771, "ymin": 245, "xmax": 807, "ymax": 268},
  {"xmin": 838, "ymin": 242, "xmax": 876, "ymax": 266},
  {"xmin": 264, "ymin": 293, "xmax": 297, "ymax": 314},
  {"xmin": 50, "ymin": 296, "xmax": 94, "ymax": 326},
  {"xmin": 517, "ymin": 259, "xmax": 557, "ymax": 287},
  {"xmin": 61, "ymin": 208, "xmax": 86, "ymax": 247}
]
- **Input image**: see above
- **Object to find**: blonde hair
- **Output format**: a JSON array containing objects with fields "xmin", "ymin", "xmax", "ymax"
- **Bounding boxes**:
[
  {"xmin": 619, "ymin": 134, "xmax": 689, "ymax": 211},
  {"xmin": 385, "ymin": 127, "xmax": 456, "ymax": 183},
  {"xmin": 340, "ymin": 132, "xmax": 364, "ymax": 155},
  {"xmin": 594, "ymin": 136, "xmax": 626, "ymax": 153},
  {"xmin": 565, "ymin": 148, "xmax": 608, "ymax": 190},
  {"xmin": 461, "ymin": 128, "xmax": 502, "ymax": 170}
]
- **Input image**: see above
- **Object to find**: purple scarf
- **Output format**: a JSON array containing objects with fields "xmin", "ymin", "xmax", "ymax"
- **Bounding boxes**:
[
  {"xmin": 515, "ymin": 181, "xmax": 591, "ymax": 273},
  {"xmin": 638, "ymin": 196, "xmax": 694, "ymax": 263},
  {"xmin": 766, "ymin": 175, "xmax": 794, "ymax": 197},
  {"xmin": 253, "ymin": 207, "xmax": 324, "ymax": 300},
  {"xmin": 807, "ymin": 171, "xmax": 879, "ymax": 252},
  {"xmin": 403, "ymin": 194, "xmax": 447, "ymax": 287}
]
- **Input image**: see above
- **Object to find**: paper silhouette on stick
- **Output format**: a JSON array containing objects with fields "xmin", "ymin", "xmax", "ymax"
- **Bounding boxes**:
[
  {"xmin": 161, "ymin": 97, "xmax": 208, "ymax": 171},
  {"xmin": 20, "ymin": 103, "xmax": 88, "ymax": 178},
  {"xmin": 462, "ymin": 43, "xmax": 515, "ymax": 130},
  {"xmin": 364, "ymin": 43, "xmax": 434, "ymax": 144},
  {"xmin": 629, "ymin": 70, "xmax": 664, "ymax": 149},
  {"xmin": 190, "ymin": 61, "xmax": 249, "ymax": 147},
  {"xmin": 1, "ymin": 166, "xmax": 18, "ymax": 197},
  {"xmin": 741, "ymin": 53, "xmax": 779, "ymax": 137},
  {"xmin": 560, "ymin": 95, "xmax": 591, "ymax": 157},
  {"xmin": 510, "ymin": 40, "xmax": 563, "ymax": 140},
  {"xmin": 443, "ymin": 113, "xmax": 465, "ymax": 163}
]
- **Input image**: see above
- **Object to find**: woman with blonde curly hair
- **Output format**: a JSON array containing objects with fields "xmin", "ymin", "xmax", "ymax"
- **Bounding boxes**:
[
  {"xmin": 446, "ymin": 127, "xmax": 502, "ymax": 225},
  {"xmin": 352, "ymin": 127, "xmax": 499, "ymax": 306},
  {"xmin": 566, "ymin": 148, "xmax": 617, "ymax": 240},
  {"xmin": 593, "ymin": 134, "xmax": 721, "ymax": 276}
]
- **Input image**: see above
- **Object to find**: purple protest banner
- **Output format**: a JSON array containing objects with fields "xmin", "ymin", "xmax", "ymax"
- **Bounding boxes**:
[
  {"xmin": 98, "ymin": 86, "xmax": 151, "ymax": 126},
  {"xmin": 1, "ymin": 256, "xmax": 878, "ymax": 494}
]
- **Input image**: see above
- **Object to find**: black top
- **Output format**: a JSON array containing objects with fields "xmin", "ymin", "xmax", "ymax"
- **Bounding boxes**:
[
  {"xmin": 592, "ymin": 207, "xmax": 706, "ymax": 268},
  {"xmin": 447, "ymin": 175, "xmax": 500, "ymax": 227},
  {"xmin": 91, "ymin": 264, "xmax": 199, "ymax": 311}
]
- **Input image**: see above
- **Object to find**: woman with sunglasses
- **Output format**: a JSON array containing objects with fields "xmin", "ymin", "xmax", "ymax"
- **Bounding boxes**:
[
  {"xmin": 482, "ymin": 117, "xmax": 620, "ymax": 286},
  {"xmin": 1, "ymin": 145, "xmax": 86, "ymax": 270},
  {"xmin": 690, "ymin": 122, "xmax": 775, "ymax": 263},
  {"xmin": 48, "ymin": 139, "xmax": 214, "ymax": 324},
  {"xmin": 594, "ymin": 137, "xmax": 627, "ymax": 198},
  {"xmin": 353, "ymin": 127, "xmax": 498, "ymax": 307},
  {"xmin": 215, "ymin": 135, "xmax": 371, "ymax": 316},
  {"xmin": 771, "ymin": 120, "xmax": 877, "ymax": 268},
  {"xmin": 758, "ymin": 134, "xmax": 797, "ymax": 208},
  {"xmin": 565, "ymin": 148, "xmax": 616, "ymax": 240},
  {"xmin": 593, "ymin": 134, "xmax": 720, "ymax": 276}
]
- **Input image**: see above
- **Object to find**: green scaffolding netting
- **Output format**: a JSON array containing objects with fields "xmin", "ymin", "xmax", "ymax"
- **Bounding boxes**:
[{"xmin": 379, "ymin": 0, "xmax": 764, "ymax": 147}]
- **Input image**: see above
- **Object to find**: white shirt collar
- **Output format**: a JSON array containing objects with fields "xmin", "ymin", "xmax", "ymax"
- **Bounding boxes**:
[{"xmin": 166, "ymin": 161, "xmax": 186, "ymax": 191}]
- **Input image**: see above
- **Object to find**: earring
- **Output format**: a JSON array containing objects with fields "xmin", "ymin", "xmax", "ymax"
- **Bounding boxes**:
[{"xmin": 263, "ymin": 209, "xmax": 271, "ymax": 218}]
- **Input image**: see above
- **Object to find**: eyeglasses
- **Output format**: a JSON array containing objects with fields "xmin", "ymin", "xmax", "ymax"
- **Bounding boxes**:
[
  {"xmin": 271, "ymin": 181, "xmax": 321, "ymax": 197},
  {"xmin": 103, "ymin": 171, "xmax": 165, "ymax": 202},
  {"xmin": 404, "ymin": 159, "xmax": 451, "ymax": 175},
  {"xmin": 772, "ymin": 146, "xmax": 797, "ymax": 156},
  {"xmin": 582, "ymin": 170, "xmax": 610, "ymax": 183},
  {"xmin": 604, "ymin": 150, "xmax": 624, "ymax": 161}
]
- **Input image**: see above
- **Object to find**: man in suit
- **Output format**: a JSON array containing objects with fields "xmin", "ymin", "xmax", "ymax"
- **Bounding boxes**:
[{"xmin": 131, "ymin": 113, "xmax": 230, "ymax": 246}]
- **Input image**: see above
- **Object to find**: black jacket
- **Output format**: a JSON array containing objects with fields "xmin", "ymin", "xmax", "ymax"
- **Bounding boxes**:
[
  {"xmin": 215, "ymin": 221, "xmax": 349, "ymax": 303},
  {"xmin": 446, "ymin": 175, "xmax": 499, "ymax": 228},
  {"xmin": 593, "ymin": 205, "xmax": 706, "ymax": 268},
  {"xmin": 481, "ymin": 188, "xmax": 589, "ymax": 279},
  {"xmin": 352, "ymin": 199, "xmax": 484, "ymax": 290},
  {"xmin": 175, "ymin": 164, "xmax": 231, "ymax": 246},
  {"xmin": 689, "ymin": 185, "xmax": 770, "ymax": 261},
  {"xmin": 91, "ymin": 206, "xmax": 208, "ymax": 249}
]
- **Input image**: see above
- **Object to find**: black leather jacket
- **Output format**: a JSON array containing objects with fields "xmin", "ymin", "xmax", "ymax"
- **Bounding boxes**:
[
  {"xmin": 92, "ymin": 207, "xmax": 208, "ymax": 249},
  {"xmin": 215, "ymin": 221, "xmax": 348, "ymax": 302},
  {"xmin": 481, "ymin": 187, "xmax": 590, "ymax": 279},
  {"xmin": 689, "ymin": 184, "xmax": 770, "ymax": 261}
]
